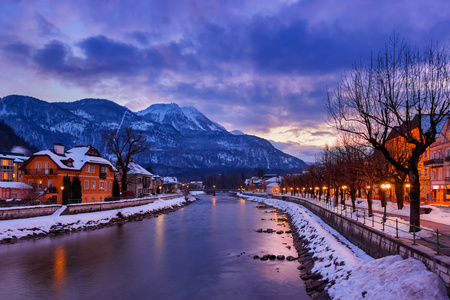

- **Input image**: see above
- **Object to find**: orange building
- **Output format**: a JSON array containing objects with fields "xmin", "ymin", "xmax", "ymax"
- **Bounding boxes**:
[
  {"xmin": 21, "ymin": 144, "xmax": 117, "ymax": 204},
  {"xmin": 385, "ymin": 116, "xmax": 430, "ymax": 200}
]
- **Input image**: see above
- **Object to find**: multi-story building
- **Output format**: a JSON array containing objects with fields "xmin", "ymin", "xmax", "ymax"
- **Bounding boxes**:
[
  {"xmin": 21, "ymin": 144, "xmax": 117, "ymax": 204},
  {"xmin": 425, "ymin": 117, "xmax": 450, "ymax": 203},
  {"xmin": 0, "ymin": 151, "xmax": 28, "ymax": 182},
  {"xmin": 127, "ymin": 159, "xmax": 153, "ymax": 197}
]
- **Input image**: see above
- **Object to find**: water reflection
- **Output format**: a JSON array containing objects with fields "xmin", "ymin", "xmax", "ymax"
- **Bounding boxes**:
[
  {"xmin": 53, "ymin": 245, "xmax": 67, "ymax": 298},
  {"xmin": 0, "ymin": 194, "xmax": 309, "ymax": 300}
]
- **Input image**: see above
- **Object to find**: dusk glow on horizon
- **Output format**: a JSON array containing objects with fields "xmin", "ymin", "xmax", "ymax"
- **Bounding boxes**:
[{"xmin": 1, "ymin": 0, "xmax": 450, "ymax": 161}]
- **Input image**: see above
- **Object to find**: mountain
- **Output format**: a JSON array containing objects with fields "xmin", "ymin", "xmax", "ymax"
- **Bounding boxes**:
[
  {"xmin": 0, "ymin": 95, "xmax": 307, "ymax": 178},
  {"xmin": 0, "ymin": 120, "xmax": 38, "ymax": 154},
  {"xmin": 137, "ymin": 103, "xmax": 227, "ymax": 135}
]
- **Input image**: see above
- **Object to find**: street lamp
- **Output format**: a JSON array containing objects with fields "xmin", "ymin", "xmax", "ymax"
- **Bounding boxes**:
[
  {"xmin": 290, "ymin": 187, "xmax": 293, "ymax": 195},
  {"xmin": 341, "ymin": 186, "xmax": 347, "ymax": 206},
  {"xmin": 213, "ymin": 185, "xmax": 216, "ymax": 196},
  {"xmin": 381, "ymin": 183, "xmax": 391, "ymax": 222}
]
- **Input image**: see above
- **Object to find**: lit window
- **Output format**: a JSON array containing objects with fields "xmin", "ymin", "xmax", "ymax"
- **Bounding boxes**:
[{"xmin": 91, "ymin": 181, "xmax": 96, "ymax": 189}]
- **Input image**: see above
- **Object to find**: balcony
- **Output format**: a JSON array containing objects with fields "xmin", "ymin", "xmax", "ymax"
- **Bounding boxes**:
[
  {"xmin": 445, "ymin": 177, "xmax": 450, "ymax": 182},
  {"xmin": 99, "ymin": 172, "xmax": 107, "ymax": 179},
  {"xmin": 445, "ymin": 155, "xmax": 450, "ymax": 163},
  {"xmin": 25, "ymin": 169, "xmax": 58, "ymax": 175},
  {"xmin": 423, "ymin": 158, "xmax": 444, "ymax": 166}
]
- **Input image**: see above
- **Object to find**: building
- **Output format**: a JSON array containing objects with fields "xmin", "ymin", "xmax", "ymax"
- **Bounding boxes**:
[
  {"xmin": 21, "ymin": 144, "xmax": 117, "ymax": 204},
  {"xmin": 0, "ymin": 182, "xmax": 33, "ymax": 200},
  {"xmin": 127, "ymin": 159, "xmax": 153, "ymax": 197},
  {"xmin": 162, "ymin": 177, "xmax": 179, "ymax": 193},
  {"xmin": 426, "ymin": 117, "xmax": 450, "ymax": 203},
  {"xmin": 0, "ymin": 151, "xmax": 29, "ymax": 182},
  {"xmin": 265, "ymin": 176, "xmax": 281, "ymax": 195}
]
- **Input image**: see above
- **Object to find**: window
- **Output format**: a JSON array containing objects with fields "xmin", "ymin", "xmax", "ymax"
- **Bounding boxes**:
[
  {"xmin": 92, "ymin": 181, "xmax": 96, "ymax": 189},
  {"xmin": 48, "ymin": 180, "xmax": 53, "ymax": 187},
  {"xmin": 86, "ymin": 165, "xmax": 89, "ymax": 172},
  {"xmin": 424, "ymin": 168, "xmax": 428, "ymax": 177},
  {"xmin": 90, "ymin": 165, "xmax": 95, "ymax": 172},
  {"xmin": 85, "ymin": 197, "xmax": 87, "ymax": 201},
  {"xmin": 110, "ymin": 182, "xmax": 112, "ymax": 191},
  {"xmin": 36, "ymin": 162, "xmax": 41, "ymax": 170},
  {"xmin": 84, "ymin": 180, "xmax": 89, "ymax": 190},
  {"xmin": 99, "ymin": 181, "xmax": 105, "ymax": 189},
  {"xmin": 92, "ymin": 197, "xmax": 95, "ymax": 201}
]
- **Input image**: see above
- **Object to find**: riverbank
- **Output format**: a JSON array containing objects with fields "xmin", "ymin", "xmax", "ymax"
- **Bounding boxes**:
[
  {"xmin": 0, "ymin": 192, "xmax": 201, "ymax": 244},
  {"xmin": 240, "ymin": 194, "xmax": 449, "ymax": 300}
]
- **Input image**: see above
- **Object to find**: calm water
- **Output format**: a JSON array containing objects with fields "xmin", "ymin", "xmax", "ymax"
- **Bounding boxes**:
[{"xmin": 0, "ymin": 194, "xmax": 309, "ymax": 300}]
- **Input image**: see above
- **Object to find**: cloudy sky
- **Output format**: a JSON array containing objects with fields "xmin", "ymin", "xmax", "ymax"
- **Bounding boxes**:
[{"xmin": 1, "ymin": 1, "xmax": 450, "ymax": 162}]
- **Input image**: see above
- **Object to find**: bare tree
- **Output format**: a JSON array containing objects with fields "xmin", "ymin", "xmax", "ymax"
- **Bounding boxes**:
[
  {"xmin": 326, "ymin": 34, "xmax": 450, "ymax": 230},
  {"xmin": 103, "ymin": 127, "xmax": 150, "ymax": 191}
]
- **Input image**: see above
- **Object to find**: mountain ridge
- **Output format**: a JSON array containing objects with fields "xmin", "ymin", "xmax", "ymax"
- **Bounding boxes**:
[{"xmin": 0, "ymin": 95, "xmax": 306, "ymax": 177}]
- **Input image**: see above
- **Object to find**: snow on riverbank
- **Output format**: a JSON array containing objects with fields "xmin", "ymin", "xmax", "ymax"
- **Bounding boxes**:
[
  {"xmin": 241, "ymin": 194, "xmax": 449, "ymax": 300},
  {"xmin": 0, "ymin": 193, "xmax": 200, "ymax": 242}
]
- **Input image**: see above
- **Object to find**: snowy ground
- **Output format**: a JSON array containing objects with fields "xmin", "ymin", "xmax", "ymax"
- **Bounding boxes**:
[
  {"xmin": 0, "ymin": 193, "xmax": 201, "ymax": 242},
  {"xmin": 240, "ymin": 194, "xmax": 449, "ymax": 300}
]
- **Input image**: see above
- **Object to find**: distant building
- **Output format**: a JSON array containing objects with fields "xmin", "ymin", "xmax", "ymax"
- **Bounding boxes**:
[
  {"xmin": 21, "ymin": 144, "xmax": 117, "ymax": 204},
  {"xmin": 426, "ymin": 117, "xmax": 450, "ymax": 203},
  {"xmin": 188, "ymin": 181, "xmax": 203, "ymax": 189},
  {"xmin": 0, "ymin": 151, "xmax": 28, "ymax": 182},
  {"xmin": 127, "ymin": 159, "xmax": 153, "ymax": 197},
  {"xmin": 0, "ymin": 182, "xmax": 33, "ymax": 200},
  {"xmin": 163, "ymin": 177, "xmax": 179, "ymax": 193}
]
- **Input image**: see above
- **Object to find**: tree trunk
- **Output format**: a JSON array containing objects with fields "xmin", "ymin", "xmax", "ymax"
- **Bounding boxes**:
[
  {"xmin": 326, "ymin": 189, "xmax": 330, "ymax": 203},
  {"xmin": 394, "ymin": 176, "xmax": 405, "ymax": 210},
  {"xmin": 121, "ymin": 170, "xmax": 128, "ymax": 191},
  {"xmin": 380, "ymin": 190, "xmax": 386, "ymax": 208},
  {"xmin": 350, "ymin": 189, "xmax": 357, "ymax": 212},
  {"xmin": 334, "ymin": 187, "xmax": 339, "ymax": 206},
  {"xmin": 408, "ymin": 165, "xmax": 421, "ymax": 232},
  {"xmin": 367, "ymin": 189, "xmax": 373, "ymax": 217}
]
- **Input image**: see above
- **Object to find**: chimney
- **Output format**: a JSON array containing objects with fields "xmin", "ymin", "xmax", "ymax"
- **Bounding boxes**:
[{"xmin": 54, "ymin": 143, "xmax": 65, "ymax": 155}]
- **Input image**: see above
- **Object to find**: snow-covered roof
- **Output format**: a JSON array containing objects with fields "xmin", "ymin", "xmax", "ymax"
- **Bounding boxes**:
[
  {"xmin": 265, "ymin": 176, "xmax": 281, "ymax": 183},
  {"xmin": 266, "ymin": 182, "xmax": 280, "ymax": 187},
  {"xmin": 163, "ymin": 177, "xmax": 178, "ymax": 184},
  {"xmin": 252, "ymin": 179, "xmax": 262, "ymax": 184},
  {"xmin": 29, "ymin": 145, "xmax": 117, "ymax": 172},
  {"xmin": 0, "ymin": 152, "xmax": 29, "ymax": 163},
  {"xmin": 0, "ymin": 182, "xmax": 33, "ymax": 189},
  {"xmin": 128, "ymin": 161, "xmax": 153, "ymax": 176}
]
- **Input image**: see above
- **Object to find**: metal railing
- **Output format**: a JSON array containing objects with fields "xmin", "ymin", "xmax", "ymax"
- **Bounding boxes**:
[
  {"xmin": 301, "ymin": 196, "xmax": 450, "ymax": 255},
  {"xmin": 424, "ymin": 158, "xmax": 444, "ymax": 166},
  {"xmin": 24, "ymin": 169, "xmax": 58, "ymax": 175}
]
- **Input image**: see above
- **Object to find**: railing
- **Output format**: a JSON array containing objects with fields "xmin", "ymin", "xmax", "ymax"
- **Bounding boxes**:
[
  {"xmin": 423, "ymin": 158, "xmax": 444, "ymax": 166},
  {"xmin": 24, "ymin": 169, "xmax": 58, "ymax": 175},
  {"xmin": 445, "ymin": 155, "xmax": 450, "ymax": 162},
  {"xmin": 445, "ymin": 177, "xmax": 450, "ymax": 182},
  {"xmin": 99, "ymin": 172, "xmax": 107, "ymax": 179},
  {"xmin": 308, "ymin": 197, "xmax": 450, "ymax": 255}
]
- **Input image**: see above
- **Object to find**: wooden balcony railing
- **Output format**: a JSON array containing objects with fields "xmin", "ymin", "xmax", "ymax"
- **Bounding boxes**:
[{"xmin": 24, "ymin": 169, "xmax": 58, "ymax": 175}]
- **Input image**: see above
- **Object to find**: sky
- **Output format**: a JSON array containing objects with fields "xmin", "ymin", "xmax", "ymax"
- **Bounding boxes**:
[{"xmin": 1, "ymin": 1, "xmax": 450, "ymax": 162}]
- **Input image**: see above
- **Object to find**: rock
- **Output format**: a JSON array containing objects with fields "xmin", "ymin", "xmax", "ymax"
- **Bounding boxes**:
[
  {"xmin": 285, "ymin": 230, "xmax": 292, "ymax": 234},
  {"xmin": 286, "ymin": 256, "xmax": 298, "ymax": 261},
  {"xmin": 277, "ymin": 255, "xmax": 285, "ymax": 260},
  {"xmin": 269, "ymin": 255, "xmax": 276, "ymax": 260},
  {"xmin": 276, "ymin": 230, "xmax": 284, "ymax": 234},
  {"xmin": 253, "ymin": 255, "xmax": 260, "ymax": 259},
  {"xmin": 255, "ymin": 228, "xmax": 263, "ymax": 233}
]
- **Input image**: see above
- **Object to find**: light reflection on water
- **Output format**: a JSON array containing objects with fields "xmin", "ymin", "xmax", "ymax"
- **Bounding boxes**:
[{"xmin": 0, "ymin": 194, "xmax": 309, "ymax": 300}]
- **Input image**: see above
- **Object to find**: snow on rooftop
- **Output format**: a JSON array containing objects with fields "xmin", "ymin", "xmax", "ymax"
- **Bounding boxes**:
[
  {"xmin": 163, "ymin": 177, "xmax": 178, "ymax": 184},
  {"xmin": 32, "ymin": 146, "xmax": 117, "ymax": 171},
  {"xmin": 0, "ymin": 152, "xmax": 29, "ymax": 163},
  {"xmin": 127, "ymin": 161, "xmax": 153, "ymax": 176},
  {"xmin": 0, "ymin": 182, "xmax": 32, "ymax": 189}
]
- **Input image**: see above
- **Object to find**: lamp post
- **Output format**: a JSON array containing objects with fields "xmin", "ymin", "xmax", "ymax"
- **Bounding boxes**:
[
  {"xmin": 213, "ymin": 185, "xmax": 216, "ymax": 196},
  {"xmin": 381, "ymin": 183, "xmax": 391, "ymax": 222},
  {"xmin": 405, "ymin": 183, "xmax": 410, "ymax": 202},
  {"xmin": 290, "ymin": 187, "xmax": 293, "ymax": 196},
  {"xmin": 341, "ymin": 185, "xmax": 347, "ymax": 207}
]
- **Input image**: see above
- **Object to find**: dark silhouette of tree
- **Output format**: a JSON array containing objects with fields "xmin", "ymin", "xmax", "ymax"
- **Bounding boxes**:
[
  {"xmin": 72, "ymin": 176, "xmax": 82, "ymax": 201},
  {"xmin": 62, "ymin": 176, "xmax": 72, "ymax": 205},
  {"xmin": 103, "ymin": 127, "xmax": 150, "ymax": 191},
  {"xmin": 325, "ymin": 34, "xmax": 450, "ymax": 230},
  {"xmin": 112, "ymin": 178, "xmax": 120, "ymax": 198}
]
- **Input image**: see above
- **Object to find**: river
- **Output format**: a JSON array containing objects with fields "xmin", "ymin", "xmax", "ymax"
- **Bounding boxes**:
[{"xmin": 0, "ymin": 194, "xmax": 309, "ymax": 299}]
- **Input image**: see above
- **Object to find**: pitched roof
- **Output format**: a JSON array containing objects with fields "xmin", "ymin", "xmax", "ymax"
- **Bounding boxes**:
[
  {"xmin": 25, "ymin": 145, "xmax": 117, "ymax": 171},
  {"xmin": 0, "ymin": 182, "xmax": 33, "ymax": 189},
  {"xmin": 128, "ymin": 161, "xmax": 153, "ymax": 176}
]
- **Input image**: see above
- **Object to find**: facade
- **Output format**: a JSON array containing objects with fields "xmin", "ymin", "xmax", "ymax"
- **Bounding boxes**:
[
  {"xmin": 127, "ymin": 160, "xmax": 153, "ymax": 197},
  {"xmin": 162, "ymin": 177, "xmax": 179, "ymax": 193},
  {"xmin": 152, "ymin": 175, "xmax": 163, "ymax": 194},
  {"xmin": 21, "ymin": 144, "xmax": 117, "ymax": 204},
  {"xmin": 0, "ymin": 152, "xmax": 28, "ymax": 182},
  {"xmin": 0, "ymin": 182, "xmax": 33, "ymax": 200},
  {"xmin": 385, "ymin": 116, "xmax": 430, "ymax": 200},
  {"xmin": 426, "ymin": 118, "xmax": 450, "ymax": 203}
]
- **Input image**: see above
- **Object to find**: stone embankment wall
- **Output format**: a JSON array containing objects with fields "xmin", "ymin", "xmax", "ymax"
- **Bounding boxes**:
[
  {"xmin": 0, "ymin": 194, "xmax": 182, "ymax": 220},
  {"xmin": 64, "ymin": 194, "xmax": 181, "ymax": 215},
  {"xmin": 0, "ymin": 205, "xmax": 60, "ymax": 220},
  {"xmin": 244, "ymin": 193, "xmax": 450, "ymax": 289}
]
